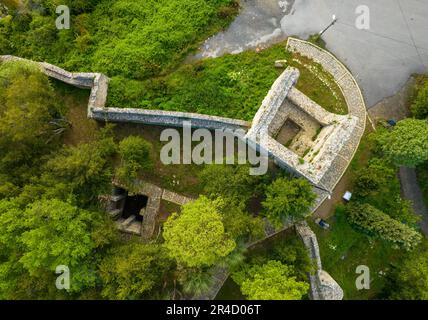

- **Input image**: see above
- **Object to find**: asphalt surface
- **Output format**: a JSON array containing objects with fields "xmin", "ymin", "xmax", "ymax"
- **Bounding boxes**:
[
  {"xmin": 399, "ymin": 167, "xmax": 428, "ymax": 237},
  {"xmin": 196, "ymin": 0, "xmax": 428, "ymax": 107}
]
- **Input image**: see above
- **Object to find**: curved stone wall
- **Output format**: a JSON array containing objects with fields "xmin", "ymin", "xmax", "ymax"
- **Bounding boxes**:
[{"xmin": 286, "ymin": 38, "xmax": 368, "ymax": 193}]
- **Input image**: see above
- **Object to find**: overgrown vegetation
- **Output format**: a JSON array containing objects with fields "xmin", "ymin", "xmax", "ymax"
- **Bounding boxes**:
[
  {"xmin": 412, "ymin": 76, "xmax": 428, "ymax": 208},
  {"xmin": 312, "ymin": 112, "xmax": 427, "ymax": 299},
  {"xmin": 262, "ymin": 177, "xmax": 316, "ymax": 227},
  {"xmin": 0, "ymin": 0, "xmax": 238, "ymax": 79},
  {"xmin": 107, "ymin": 42, "xmax": 348, "ymax": 120},
  {"xmin": 0, "ymin": 60, "xmax": 320, "ymax": 300},
  {"xmin": 116, "ymin": 135, "xmax": 154, "ymax": 184},
  {"xmin": 227, "ymin": 233, "xmax": 313, "ymax": 300},
  {"xmin": 346, "ymin": 202, "xmax": 421, "ymax": 251}
]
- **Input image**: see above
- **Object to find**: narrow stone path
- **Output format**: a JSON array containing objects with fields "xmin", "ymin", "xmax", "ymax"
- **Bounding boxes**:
[{"xmin": 399, "ymin": 167, "xmax": 428, "ymax": 236}]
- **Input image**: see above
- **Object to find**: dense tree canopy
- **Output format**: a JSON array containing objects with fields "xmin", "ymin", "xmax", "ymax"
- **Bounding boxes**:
[
  {"xmin": 411, "ymin": 80, "xmax": 428, "ymax": 119},
  {"xmin": 262, "ymin": 177, "xmax": 316, "ymax": 227},
  {"xmin": 0, "ymin": 0, "xmax": 237, "ymax": 79},
  {"xmin": 99, "ymin": 242, "xmax": 172, "ymax": 300},
  {"xmin": 375, "ymin": 119, "xmax": 428, "ymax": 167},
  {"xmin": 0, "ymin": 198, "xmax": 115, "ymax": 297},
  {"xmin": 199, "ymin": 163, "xmax": 267, "ymax": 206},
  {"xmin": 116, "ymin": 135, "xmax": 153, "ymax": 183},
  {"xmin": 346, "ymin": 203, "xmax": 422, "ymax": 251},
  {"xmin": 353, "ymin": 158, "xmax": 419, "ymax": 226},
  {"xmin": 234, "ymin": 260, "xmax": 309, "ymax": 300},
  {"xmin": 387, "ymin": 243, "xmax": 428, "ymax": 300},
  {"xmin": 0, "ymin": 61, "xmax": 61, "ymax": 187},
  {"xmin": 163, "ymin": 196, "xmax": 236, "ymax": 268},
  {"xmin": 18, "ymin": 127, "xmax": 117, "ymax": 207},
  {"xmin": 199, "ymin": 163, "xmax": 266, "ymax": 242}
]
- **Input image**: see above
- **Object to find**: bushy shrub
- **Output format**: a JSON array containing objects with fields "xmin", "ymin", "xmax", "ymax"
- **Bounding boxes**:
[
  {"xmin": 163, "ymin": 196, "xmax": 236, "ymax": 268},
  {"xmin": 0, "ymin": 0, "xmax": 238, "ymax": 79},
  {"xmin": 374, "ymin": 119, "xmax": 428, "ymax": 167},
  {"xmin": 353, "ymin": 158, "xmax": 419, "ymax": 225},
  {"xmin": 232, "ymin": 260, "xmax": 309, "ymax": 300},
  {"xmin": 116, "ymin": 136, "xmax": 153, "ymax": 183},
  {"xmin": 346, "ymin": 203, "xmax": 422, "ymax": 251},
  {"xmin": 262, "ymin": 177, "xmax": 316, "ymax": 227}
]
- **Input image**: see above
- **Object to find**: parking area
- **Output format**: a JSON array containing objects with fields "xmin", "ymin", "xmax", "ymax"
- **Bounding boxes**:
[{"xmin": 197, "ymin": 0, "xmax": 428, "ymax": 107}]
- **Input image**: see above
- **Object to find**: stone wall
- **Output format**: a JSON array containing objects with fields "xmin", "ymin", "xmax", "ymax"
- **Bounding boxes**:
[
  {"xmin": 296, "ymin": 222, "xmax": 344, "ymax": 300},
  {"xmin": 1, "ymin": 53, "xmax": 352, "ymax": 301},
  {"xmin": 0, "ymin": 55, "xmax": 250, "ymax": 132},
  {"xmin": 286, "ymin": 38, "xmax": 367, "ymax": 192},
  {"xmin": 248, "ymin": 67, "xmax": 300, "ymax": 136},
  {"xmin": 90, "ymin": 107, "xmax": 250, "ymax": 131},
  {"xmin": 287, "ymin": 87, "xmax": 338, "ymax": 126}
]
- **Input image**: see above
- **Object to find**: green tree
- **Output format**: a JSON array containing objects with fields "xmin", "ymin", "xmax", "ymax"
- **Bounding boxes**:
[
  {"xmin": 219, "ymin": 200, "xmax": 265, "ymax": 242},
  {"xmin": 387, "ymin": 242, "xmax": 428, "ymax": 300},
  {"xmin": 346, "ymin": 203, "xmax": 422, "ymax": 251},
  {"xmin": 116, "ymin": 135, "xmax": 153, "ymax": 183},
  {"xmin": 262, "ymin": 178, "xmax": 316, "ymax": 227},
  {"xmin": 199, "ymin": 163, "xmax": 267, "ymax": 206},
  {"xmin": 163, "ymin": 196, "xmax": 236, "ymax": 268},
  {"xmin": 353, "ymin": 158, "xmax": 419, "ymax": 226},
  {"xmin": 0, "ymin": 61, "xmax": 61, "ymax": 187},
  {"xmin": 375, "ymin": 119, "xmax": 428, "ymax": 167},
  {"xmin": 99, "ymin": 242, "xmax": 172, "ymax": 300},
  {"xmin": 19, "ymin": 127, "xmax": 117, "ymax": 206},
  {"xmin": 199, "ymin": 163, "xmax": 266, "ymax": 242},
  {"xmin": 0, "ymin": 198, "xmax": 116, "ymax": 297},
  {"xmin": 233, "ymin": 260, "xmax": 309, "ymax": 300},
  {"xmin": 354, "ymin": 158, "xmax": 396, "ymax": 197}
]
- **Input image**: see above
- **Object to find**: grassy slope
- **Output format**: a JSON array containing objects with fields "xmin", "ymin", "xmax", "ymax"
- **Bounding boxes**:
[
  {"xmin": 310, "ymin": 209, "xmax": 404, "ymax": 300},
  {"xmin": 107, "ymin": 42, "xmax": 348, "ymax": 121},
  {"xmin": 310, "ymin": 128, "xmax": 405, "ymax": 300},
  {"xmin": 0, "ymin": 0, "xmax": 238, "ymax": 78},
  {"xmin": 1, "ymin": 2, "xmax": 347, "ymax": 120}
]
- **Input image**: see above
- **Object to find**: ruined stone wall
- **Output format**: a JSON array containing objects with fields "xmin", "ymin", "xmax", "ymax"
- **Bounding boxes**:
[
  {"xmin": 287, "ymin": 87, "xmax": 338, "ymax": 126},
  {"xmin": 296, "ymin": 222, "xmax": 344, "ymax": 300},
  {"xmin": 248, "ymin": 67, "xmax": 300, "ymax": 135},
  {"xmin": 90, "ymin": 107, "xmax": 250, "ymax": 131},
  {"xmin": 1, "ymin": 53, "xmax": 347, "ymax": 301},
  {"xmin": 0, "ymin": 55, "xmax": 250, "ymax": 131},
  {"xmin": 286, "ymin": 38, "xmax": 367, "ymax": 192}
]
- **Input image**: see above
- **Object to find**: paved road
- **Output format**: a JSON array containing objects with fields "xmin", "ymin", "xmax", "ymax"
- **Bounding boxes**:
[
  {"xmin": 195, "ymin": 0, "xmax": 428, "ymax": 107},
  {"xmin": 399, "ymin": 167, "xmax": 428, "ymax": 236}
]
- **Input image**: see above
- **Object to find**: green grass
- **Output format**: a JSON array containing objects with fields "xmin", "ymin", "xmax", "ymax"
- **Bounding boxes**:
[
  {"xmin": 111, "ymin": 123, "xmax": 206, "ymax": 197},
  {"xmin": 0, "ymin": 0, "xmax": 239, "ymax": 79},
  {"xmin": 107, "ymin": 43, "xmax": 289, "ymax": 121},
  {"xmin": 107, "ymin": 41, "xmax": 348, "ymax": 120},
  {"xmin": 310, "ymin": 207, "xmax": 405, "ymax": 300},
  {"xmin": 310, "ymin": 124, "xmax": 421, "ymax": 299},
  {"xmin": 290, "ymin": 53, "xmax": 348, "ymax": 115}
]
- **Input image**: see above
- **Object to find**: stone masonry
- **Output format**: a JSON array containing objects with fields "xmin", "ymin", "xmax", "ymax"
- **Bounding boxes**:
[
  {"xmin": 1, "ymin": 38, "xmax": 368, "ymax": 300},
  {"xmin": 296, "ymin": 222, "xmax": 344, "ymax": 300}
]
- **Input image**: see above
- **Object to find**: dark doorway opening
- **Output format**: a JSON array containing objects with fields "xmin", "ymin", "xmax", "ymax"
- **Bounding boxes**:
[
  {"xmin": 122, "ymin": 194, "xmax": 148, "ymax": 222},
  {"xmin": 276, "ymin": 118, "xmax": 301, "ymax": 146}
]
